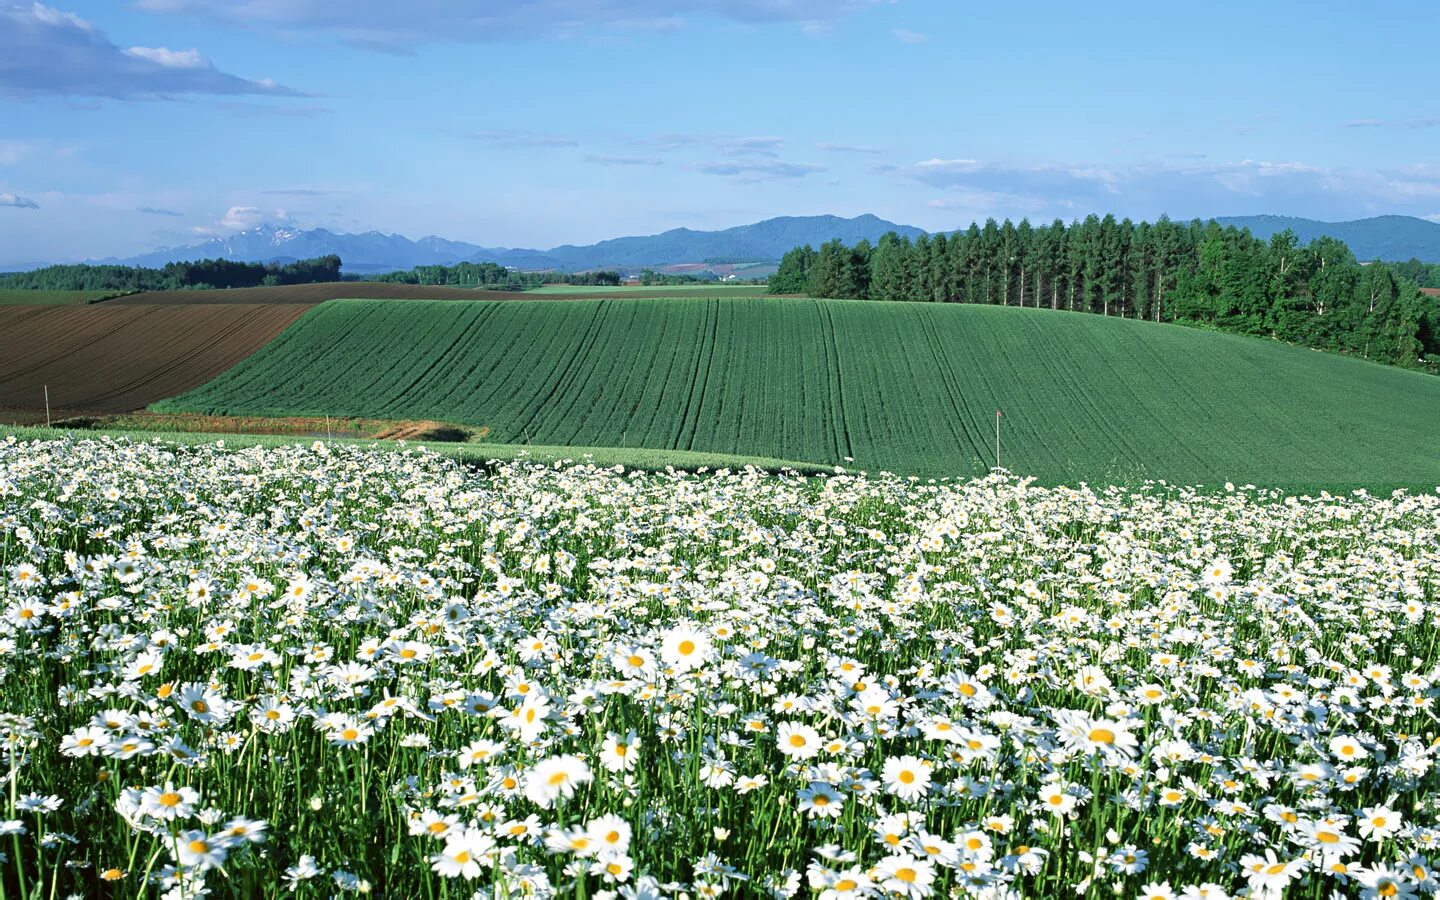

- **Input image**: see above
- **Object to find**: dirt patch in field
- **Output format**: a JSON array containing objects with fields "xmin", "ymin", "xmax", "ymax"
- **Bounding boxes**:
[
  {"xmin": 48, "ymin": 412, "xmax": 489, "ymax": 443},
  {"xmin": 0, "ymin": 304, "xmax": 309, "ymax": 420},
  {"xmin": 371, "ymin": 420, "xmax": 480, "ymax": 442}
]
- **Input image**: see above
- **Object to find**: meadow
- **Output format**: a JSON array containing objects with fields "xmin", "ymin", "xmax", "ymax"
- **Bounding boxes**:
[
  {"xmin": 1, "ymin": 434, "xmax": 1437, "ymax": 899},
  {"xmin": 158, "ymin": 296, "xmax": 1440, "ymax": 491}
]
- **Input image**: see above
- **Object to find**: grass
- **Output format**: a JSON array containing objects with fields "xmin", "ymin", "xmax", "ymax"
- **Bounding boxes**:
[
  {"xmin": 0, "ymin": 289, "xmax": 121, "ymax": 305},
  {"xmin": 155, "ymin": 296, "xmax": 1440, "ymax": 491}
]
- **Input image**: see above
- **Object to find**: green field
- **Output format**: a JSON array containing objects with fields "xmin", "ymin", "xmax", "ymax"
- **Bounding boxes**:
[
  {"xmin": 0, "ymin": 288, "xmax": 119, "ymax": 304},
  {"xmin": 157, "ymin": 297, "xmax": 1440, "ymax": 489}
]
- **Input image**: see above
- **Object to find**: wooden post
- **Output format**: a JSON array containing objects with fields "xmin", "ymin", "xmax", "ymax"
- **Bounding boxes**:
[{"xmin": 995, "ymin": 409, "xmax": 1002, "ymax": 470}]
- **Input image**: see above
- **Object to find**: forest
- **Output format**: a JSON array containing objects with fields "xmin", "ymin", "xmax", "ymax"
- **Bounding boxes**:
[
  {"xmin": 0, "ymin": 255, "xmax": 342, "ymax": 292},
  {"xmin": 770, "ymin": 216, "xmax": 1439, "ymax": 371}
]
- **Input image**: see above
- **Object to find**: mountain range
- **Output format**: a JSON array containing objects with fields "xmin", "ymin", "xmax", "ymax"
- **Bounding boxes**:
[
  {"xmin": 20, "ymin": 213, "xmax": 1440, "ymax": 274},
  {"xmin": 1213, "ymin": 215, "xmax": 1440, "ymax": 262},
  {"xmin": 84, "ymin": 214, "xmax": 927, "ymax": 275}
]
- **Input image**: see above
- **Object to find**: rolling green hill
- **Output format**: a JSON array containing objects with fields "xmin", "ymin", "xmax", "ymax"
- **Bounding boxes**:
[{"xmin": 156, "ymin": 297, "xmax": 1440, "ymax": 489}]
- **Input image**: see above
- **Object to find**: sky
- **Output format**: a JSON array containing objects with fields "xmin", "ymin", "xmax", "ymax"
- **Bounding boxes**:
[{"xmin": 2, "ymin": 0, "xmax": 1439, "ymax": 264}]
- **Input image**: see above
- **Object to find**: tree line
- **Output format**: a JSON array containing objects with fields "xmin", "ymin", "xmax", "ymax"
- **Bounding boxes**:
[
  {"xmin": 0, "ymin": 255, "xmax": 342, "ymax": 292},
  {"xmin": 1387, "ymin": 258, "xmax": 1440, "ymax": 289},
  {"xmin": 770, "ymin": 215, "xmax": 1439, "ymax": 372},
  {"xmin": 367, "ymin": 263, "xmax": 626, "ymax": 288}
]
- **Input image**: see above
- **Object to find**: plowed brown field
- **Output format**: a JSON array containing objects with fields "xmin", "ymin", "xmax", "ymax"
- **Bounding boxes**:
[{"xmin": 0, "ymin": 304, "xmax": 308, "ymax": 423}]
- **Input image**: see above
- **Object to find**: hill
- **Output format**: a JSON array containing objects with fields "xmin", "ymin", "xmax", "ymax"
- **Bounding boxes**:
[
  {"xmin": 1215, "ymin": 214, "xmax": 1440, "ymax": 262},
  {"xmin": 156, "ymin": 297, "xmax": 1440, "ymax": 489}
]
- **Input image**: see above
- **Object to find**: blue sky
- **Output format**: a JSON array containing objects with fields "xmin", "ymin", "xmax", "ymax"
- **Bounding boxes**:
[{"xmin": 2, "ymin": 0, "xmax": 1438, "ymax": 264}]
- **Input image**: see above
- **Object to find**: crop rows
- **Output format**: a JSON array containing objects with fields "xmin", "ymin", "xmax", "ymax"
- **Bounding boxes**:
[{"xmin": 159, "ymin": 297, "xmax": 1440, "ymax": 488}]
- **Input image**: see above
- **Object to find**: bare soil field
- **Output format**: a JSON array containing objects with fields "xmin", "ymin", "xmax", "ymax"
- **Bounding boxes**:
[{"xmin": 0, "ymin": 304, "xmax": 308, "ymax": 423}]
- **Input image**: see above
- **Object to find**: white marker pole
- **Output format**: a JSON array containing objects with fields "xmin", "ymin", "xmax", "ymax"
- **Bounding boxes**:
[
  {"xmin": 995, "ymin": 408, "xmax": 1002, "ymax": 471},
  {"xmin": 45, "ymin": 385, "xmax": 51, "ymax": 429}
]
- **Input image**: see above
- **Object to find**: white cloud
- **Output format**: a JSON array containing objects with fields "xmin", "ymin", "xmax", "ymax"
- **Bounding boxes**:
[
  {"xmin": 123, "ymin": 46, "xmax": 207, "ymax": 68},
  {"xmin": 194, "ymin": 206, "xmax": 291, "ymax": 234},
  {"xmin": 892, "ymin": 28, "xmax": 926, "ymax": 44},
  {"xmin": 1, "ymin": 3, "xmax": 300, "ymax": 99},
  {"xmin": 0, "ymin": 192, "xmax": 40, "ymax": 209}
]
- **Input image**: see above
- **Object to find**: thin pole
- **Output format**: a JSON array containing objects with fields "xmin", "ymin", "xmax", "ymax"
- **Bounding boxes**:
[
  {"xmin": 995, "ymin": 409, "xmax": 1002, "ymax": 470},
  {"xmin": 44, "ymin": 385, "xmax": 51, "ymax": 428}
]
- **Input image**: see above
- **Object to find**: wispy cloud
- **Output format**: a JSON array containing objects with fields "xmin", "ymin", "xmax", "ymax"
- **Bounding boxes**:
[
  {"xmin": 258, "ymin": 188, "xmax": 339, "ymax": 196},
  {"xmin": 468, "ymin": 130, "xmax": 579, "ymax": 149},
  {"xmin": 647, "ymin": 133, "xmax": 784, "ymax": 157},
  {"xmin": 136, "ymin": 206, "xmax": 184, "ymax": 216},
  {"xmin": 818, "ymin": 142, "xmax": 883, "ymax": 155},
  {"xmin": 0, "ymin": 140, "xmax": 42, "ymax": 166},
  {"xmin": 136, "ymin": 1, "xmax": 887, "ymax": 49},
  {"xmin": 892, "ymin": 28, "xmax": 927, "ymax": 44},
  {"xmin": 213, "ymin": 101, "xmax": 331, "ymax": 117},
  {"xmin": 0, "ymin": 193, "xmax": 41, "ymax": 209},
  {"xmin": 696, "ymin": 160, "xmax": 825, "ymax": 181},
  {"xmin": 584, "ymin": 154, "xmax": 663, "ymax": 167},
  {"xmin": 902, "ymin": 155, "xmax": 1440, "ymax": 221},
  {"xmin": 1341, "ymin": 117, "xmax": 1439, "ymax": 130},
  {"xmin": 0, "ymin": 3, "xmax": 302, "ymax": 100}
]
